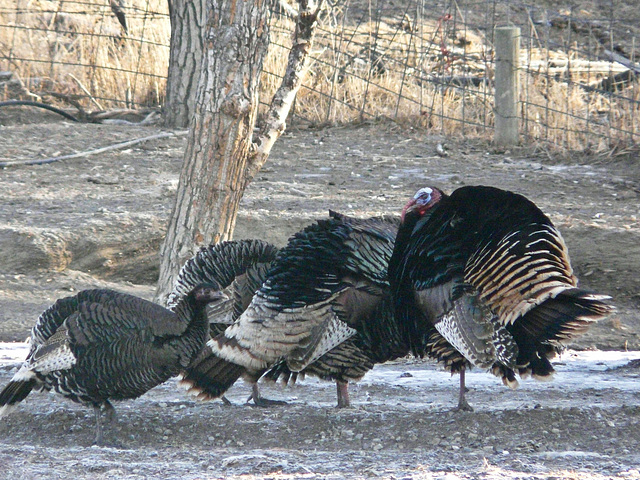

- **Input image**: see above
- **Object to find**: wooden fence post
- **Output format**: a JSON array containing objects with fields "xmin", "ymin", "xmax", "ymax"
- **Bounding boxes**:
[{"xmin": 494, "ymin": 26, "xmax": 520, "ymax": 146}]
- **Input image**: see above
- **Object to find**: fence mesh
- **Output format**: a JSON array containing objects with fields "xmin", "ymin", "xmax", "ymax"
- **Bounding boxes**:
[{"xmin": 1, "ymin": 0, "xmax": 638, "ymax": 152}]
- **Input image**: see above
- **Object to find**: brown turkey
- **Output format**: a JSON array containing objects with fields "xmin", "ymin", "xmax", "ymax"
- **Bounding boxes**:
[
  {"xmin": 388, "ymin": 185, "xmax": 615, "ymax": 410},
  {"xmin": 182, "ymin": 211, "xmax": 405, "ymax": 408},
  {"xmin": 0, "ymin": 284, "xmax": 224, "ymax": 444},
  {"xmin": 166, "ymin": 239, "xmax": 280, "ymax": 405}
]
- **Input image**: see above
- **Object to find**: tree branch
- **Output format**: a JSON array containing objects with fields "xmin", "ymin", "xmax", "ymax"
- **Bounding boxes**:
[
  {"xmin": 0, "ymin": 131, "xmax": 187, "ymax": 168},
  {"xmin": 246, "ymin": 0, "xmax": 324, "ymax": 184},
  {"xmin": 603, "ymin": 49, "xmax": 640, "ymax": 75}
]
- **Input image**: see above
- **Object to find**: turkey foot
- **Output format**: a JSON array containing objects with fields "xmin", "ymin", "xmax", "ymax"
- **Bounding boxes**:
[
  {"xmin": 246, "ymin": 383, "xmax": 287, "ymax": 407},
  {"xmin": 453, "ymin": 368, "xmax": 474, "ymax": 412}
]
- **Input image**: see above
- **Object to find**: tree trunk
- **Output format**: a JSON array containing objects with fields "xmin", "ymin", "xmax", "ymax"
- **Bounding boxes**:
[
  {"xmin": 156, "ymin": 0, "xmax": 324, "ymax": 304},
  {"xmin": 164, "ymin": 0, "xmax": 207, "ymax": 128},
  {"xmin": 156, "ymin": 0, "xmax": 272, "ymax": 302}
]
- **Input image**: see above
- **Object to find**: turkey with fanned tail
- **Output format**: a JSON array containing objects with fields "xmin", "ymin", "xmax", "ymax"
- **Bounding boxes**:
[
  {"xmin": 0, "ymin": 284, "xmax": 225, "ymax": 444},
  {"xmin": 388, "ymin": 185, "xmax": 615, "ymax": 411},
  {"xmin": 166, "ymin": 239, "xmax": 281, "ymax": 405},
  {"xmin": 189, "ymin": 211, "xmax": 405, "ymax": 407},
  {"xmin": 260, "ymin": 211, "xmax": 405, "ymax": 407},
  {"xmin": 166, "ymin": 239, "xmax": 279, "ymax": 337}
]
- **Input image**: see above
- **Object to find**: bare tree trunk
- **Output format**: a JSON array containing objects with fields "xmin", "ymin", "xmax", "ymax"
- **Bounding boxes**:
[
  {"xmin": 164, "ymin": 0, "xmax": 207, "ymax": 128},
  {"xmin": 156, "ymin": 0, "xmax": 324, "ymax": 303}
]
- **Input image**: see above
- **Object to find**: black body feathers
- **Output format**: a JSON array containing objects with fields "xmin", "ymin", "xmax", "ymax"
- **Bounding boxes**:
[
  {"xmin": 0, "ymin": 285, "xmax": 223, "ymax": 442},
  {"xmin": 389, "ymin": 185, "xmax": 614, "ymax": 386}
]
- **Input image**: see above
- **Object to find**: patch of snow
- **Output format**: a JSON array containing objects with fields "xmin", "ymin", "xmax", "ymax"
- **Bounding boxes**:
[
  {"xmin": 0, "ymin": 342, "xmax": 29, "ymax": 366},
  {"xmin": 536, "ymin": 450, "xmax": 608, "ymax": 459},
  {"xmin": 358, "ymin": 350, "xmax": 640, "ymax": 393}
]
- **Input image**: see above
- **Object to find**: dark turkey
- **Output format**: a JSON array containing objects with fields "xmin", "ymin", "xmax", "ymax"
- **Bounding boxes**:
[
  {"xmin": 262, "ymin": 212, "xmax": 407, "ymax": 407},
  {"xmin": 197, "ymin": 211, "xmax": 404, "ymax": 407},
  {"xmin": 0, "ymin": 284, "xmax": 224, "ymax": 444},
  {"xmin": 166, "ymin": 239, "xmax": 280, "ymax": 405},
  {"xmin": 389, "ymin": 185, "xmax": 615, "ymax": 410},
  {"xmin": 166, "ymin": 239, "xmax": 279, "ymax": 335}
]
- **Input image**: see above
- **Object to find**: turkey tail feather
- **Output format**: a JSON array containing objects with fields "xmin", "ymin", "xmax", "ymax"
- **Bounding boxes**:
[
  {"xmin": 262, "ymin": 361, "xmax": 298, "ymax": 385},
  {"xmin": 179, "ymin": 347, "xmax": 245, "ymax": 400},
  {"xmin": 517, "ymin": 288, "xmax": 614, "ymax": 343},
  {"xmin": 0, "ymin": 378, "xmax": 36, "ymax": 416}
]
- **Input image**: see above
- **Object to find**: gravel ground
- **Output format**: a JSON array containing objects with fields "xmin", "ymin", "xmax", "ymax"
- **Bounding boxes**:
[{"xmin": 0, "ymin": 116, "xmax": 639, "ymax": 479}]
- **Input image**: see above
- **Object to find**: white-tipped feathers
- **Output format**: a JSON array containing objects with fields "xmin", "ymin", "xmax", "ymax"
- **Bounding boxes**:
[
  {"xmin": 466, "ymin": 224, "xmax": 577, "ymax": 325},
  {"xmin": 208, "ymin": 291, "xmax": 354, "ymax": 372},
  {"xmin": 391, "ymin": 185, "xmax": 615, "ymax": 390},
  {"xmin": 9, "ymin": 367, "xmax": 37, "ymax": 383},
  {"xmin": 0, "ymin": 285, "xmax": 225, "ymax": 443}
]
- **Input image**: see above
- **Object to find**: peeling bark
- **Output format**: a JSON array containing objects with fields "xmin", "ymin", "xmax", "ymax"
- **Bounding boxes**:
[
  {"xmin": 164, "ymin": 0, "xmax": 207, "ymax": 128},
  {"xmin": 156, "ymin": 0, "xmax": 324, "ymax": 303},
  {"xmin": 247, "ymin": 0, "xmax": 324, "ymax": 184}
]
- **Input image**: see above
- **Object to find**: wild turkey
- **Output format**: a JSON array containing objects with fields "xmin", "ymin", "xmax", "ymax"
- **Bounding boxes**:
[
  {"xmin": 0, "ymin": 284, "xmax": 224, "ymax": 444},
  {"xmin": 166, "ymin": 239, "xmax": 279, "ymax": 334},
  {"xmin": 166, "ymin": 239, "xmax": 280, "ymax": 405},
  {"xmin": 261, "ymin": 212, "xmax": 407, "ymax": 407},
  {"xmin": 189, "ymin": 211, "xmax": 404, "ymax": 407},
  {"xmin": 388, "ymin": 185, "xmax": 615, "ymax": 410}
]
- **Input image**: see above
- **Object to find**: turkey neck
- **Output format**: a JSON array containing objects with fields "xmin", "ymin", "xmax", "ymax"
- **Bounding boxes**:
[
  {"xmin": 170, "ymin": 293, "xmax": 211, "ymax": 357},
  {"xmin": 389, "ymin": 205, "xmax": 440, "ymax": 356}
]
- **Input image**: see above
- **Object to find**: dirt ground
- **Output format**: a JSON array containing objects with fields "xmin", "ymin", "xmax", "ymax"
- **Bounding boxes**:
[{"xmin": 0, "ymin": 112, "xmax": 639, "ymax": 479}]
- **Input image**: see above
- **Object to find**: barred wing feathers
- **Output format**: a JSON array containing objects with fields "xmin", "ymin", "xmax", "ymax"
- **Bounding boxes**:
[
  {"xmin": 392, "ymin": 185, "xmax": 614, "ymax": 382},
  {"xmin": 0, "ymin": 286, "xmax": 221, "ymax": 437},
  {"xmin": 210, "ymin": 213, "xmax": 400, "ymax": 376}
]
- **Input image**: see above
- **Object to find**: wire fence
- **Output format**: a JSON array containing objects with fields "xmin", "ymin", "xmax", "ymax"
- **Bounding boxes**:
[{"xmin": 1, "ymin": 0, "xmax": 638, "ymax": 152}]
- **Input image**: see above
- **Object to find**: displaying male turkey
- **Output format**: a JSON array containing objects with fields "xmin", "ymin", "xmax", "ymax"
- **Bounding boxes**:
[
  {"xmin": 191, "ymin": 211, "xmax": 405, "ymax": 407},
  {"xmin": 389, "ymin": 185, "xmax": 615, "ymax": 410},
  {"xmin": 261, "ymin": 212, "xmax": 406, "ymax": 407},
  {"xmin": 166, "ymin": 239, "xmax": 280, "ymax": 405},
  {"xmin": 166, "ymin": 239, "xmax": 279, "ymax": 335},
  {"xmin": 0, "ymin": 284, "xmax": 225, "ymax": 444}
]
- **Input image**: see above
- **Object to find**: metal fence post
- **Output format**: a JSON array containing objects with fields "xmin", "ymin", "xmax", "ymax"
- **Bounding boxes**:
[{"xmin": 494, "ymin": 26, "xmax": 520, "ymax": 146}]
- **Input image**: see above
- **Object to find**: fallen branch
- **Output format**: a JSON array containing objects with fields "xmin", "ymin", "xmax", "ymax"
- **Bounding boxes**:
[
  {"xmin": 604, "ymin": 49, "xmax": 640, "ymax": 75},
  {"xmin": 578, "ymin": 51, "xmax": 640, "ymax": 94},
  {"xmin": 0, "ymin": 130, "xmax": 188, "ymax": 168},
  {"xmin": 42, "ymin": 91, "xmax": 89, "ymax": 120},
  {"xmin": 0, "ymin": 100, "xmax": 79, "ymax": 122},
  {"xmin": 67, "ymin": 73, "xmax": 105, "ymax": 111}
]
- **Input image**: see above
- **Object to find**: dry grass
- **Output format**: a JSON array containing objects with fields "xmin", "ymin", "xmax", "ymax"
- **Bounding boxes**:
[
  {"xmin": 1, "ymin": 0, "xmax": 638, "ymax": 152},
  {"xmin": 263, "ymin": 11, "xmax": 639, "ymax": 152},
  {"xmin": 0, "ymin": 0, "xmax": 169, "ymax": 109}
]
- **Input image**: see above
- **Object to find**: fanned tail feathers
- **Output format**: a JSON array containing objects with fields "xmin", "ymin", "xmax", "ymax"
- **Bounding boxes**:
[
  {"xmin": 519, "ymin": 288, "xmax": 614, "ymax": 341},
  {"xmin": 179, "ymin": 346, "xmax": 245, "ymax": 400},
  {"xmin": 506, "ymin": 287, "xmax": 614, "ymax": 381},
  {"xmin": 262, "ymin": 362, "xmax": 303, "ymax": 385}
]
